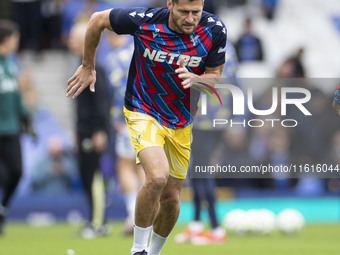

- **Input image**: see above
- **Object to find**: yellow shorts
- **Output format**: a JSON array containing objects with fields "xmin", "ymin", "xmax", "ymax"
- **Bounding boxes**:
[{"xmin": 124, "ymin": 107, "xmax": 192, "ymax": 179}]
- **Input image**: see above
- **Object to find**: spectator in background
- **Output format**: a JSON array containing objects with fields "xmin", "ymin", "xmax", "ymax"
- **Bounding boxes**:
[
  {"xmin": 325, "ymin": 131, "xmax": 340, "ymax": 193},
  {"xmin": 40, "ymin": 0, "xmax": 63, "ymax": 49},
  {"xmin": 261, "ymin": 0, "xmax": 278, "ymax": 20},
  {"xmin": 277, "ymin": 48, "xmax": 305, "ymax": 78},
  {"xmin": 11, "ymin": 0, "xmax": 42, "ymax": 51},
  {"xmin": 332, "ymin": 84, "xmax": 340, "ymax": 116},
  {"xmin": 275, "ymin": 49, "xmax": 338, "ymax": 195},
  {"xmin": 216, "ymin": 126, "xmax": 255, "ymax": 187},
  {"xmin": 31, "ymin": 135, "xmax": 77, "ymax": 193},
  {"xmin": 0, "ymin": 20, "xmax": 33, "ymax": 235},
  {"xmin": 61, "ymin": 0, "xmax": 111, "ymax": 46},
  {"xmin": 68, "ymin": 22, "xmax": 111, "ymax": 239},
  {"xmin": 11, "ymin": 0, "xmax": 63, "ymax": 50},
  {"xmin": 263, "ymin": 127, "xmax": 291, "ymax": 191},
  {"xmin": 103, "ymin": 31, "xmax": 145, "ymax": 236},
  {"xmin": 235, "ymin": 18, "xmax": 264, "ymax": 62},
  {"xmin": 276, "ymin": 50, "xmax": 336, "ymax": 166}
]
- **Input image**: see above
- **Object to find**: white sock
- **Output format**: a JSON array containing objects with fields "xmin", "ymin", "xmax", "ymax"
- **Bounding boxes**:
[
  {"xmin": 147, "ymin": 229, "xmax": 168, "ymax": 255},
  {"xmin": 125, "ymin": 191, "xmax": 137, "ymax": 222},
  {"xmin": 131, "ymin": 225, "xmax": 152, "ymax": 255}
]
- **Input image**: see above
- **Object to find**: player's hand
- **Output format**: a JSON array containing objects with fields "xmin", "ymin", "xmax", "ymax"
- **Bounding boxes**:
[
  {"xmin": 332, "ymin": 100, "xmax": 340, "ymax": 116},
  {"xmin": 175, "ymin": 58, "xmax": 198, "ymax": 89},
  {"xmin": 66, "ymin": 65, "xmax": 96, "ymax": 98}
]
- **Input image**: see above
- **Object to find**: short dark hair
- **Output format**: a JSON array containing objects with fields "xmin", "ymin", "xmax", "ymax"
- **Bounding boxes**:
[
  {"xmin": 0, "ymin": 20, "xmax": 19, "ymax": 44},
  {"xmin": 172, "ymin": 0, "xmax": 204, "ymax": 4}
]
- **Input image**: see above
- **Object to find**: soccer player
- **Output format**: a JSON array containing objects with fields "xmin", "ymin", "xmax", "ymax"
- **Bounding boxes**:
[
  {"xmin": 103, "ymin": 31, "xmax": 145, "ymax": 235},
  {"xmin": 332, "ymin": 85, "xmax": 340, "ymax": 116},
  {"xmin": 0, "ymin": 20, "xmax": 31, "ymax": 235},
  {"xmin": 67, "ymin": 22, "xmax": 111, "ymax": 239},
  {"xmin": 66, "ymin": 0, "xmax": 226, "ymax": 254},
  {"xmin": 175, "ymin": 41, "xmax": 238, "ymax": 245}
]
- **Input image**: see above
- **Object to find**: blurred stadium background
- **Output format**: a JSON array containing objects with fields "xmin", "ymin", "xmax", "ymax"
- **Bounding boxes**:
[{"xmin": 0, "ymin": 0, "xmax": 340, "ymax": 251}]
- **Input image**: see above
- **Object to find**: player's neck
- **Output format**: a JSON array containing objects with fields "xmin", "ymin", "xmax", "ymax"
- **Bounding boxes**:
[{"xmin": 168, "ymin": 16, "xmax": 184, "ymax": 35}]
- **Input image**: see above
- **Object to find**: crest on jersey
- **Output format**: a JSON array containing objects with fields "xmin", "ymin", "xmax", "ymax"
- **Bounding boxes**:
[
  {"xmin": 190, "ymin": 34, "xmax": 200, "ymax": 46},
  {"xmin": 153, "ymin": 28, "xmax": 160, "ymax": 39}
]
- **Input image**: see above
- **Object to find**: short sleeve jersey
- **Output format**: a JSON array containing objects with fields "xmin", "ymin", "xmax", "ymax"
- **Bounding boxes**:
[{"xmin": 109, "ymin": 7, "xmax": 226, "ymax": 129}]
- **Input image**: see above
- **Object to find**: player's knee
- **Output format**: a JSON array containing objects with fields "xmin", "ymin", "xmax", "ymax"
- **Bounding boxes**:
[
  {"xmin": 206, "ymin": 190, "xmax": 216, "ymax": 201},
  {"xmin": 146, "ymin": 174, "xmax": 168, "ymax": 192}
]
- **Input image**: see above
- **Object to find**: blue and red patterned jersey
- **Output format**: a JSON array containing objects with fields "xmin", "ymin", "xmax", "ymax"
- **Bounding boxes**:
[{"xmin": 109, "ymin": 7, "xmax": 226, "ymax": 129}]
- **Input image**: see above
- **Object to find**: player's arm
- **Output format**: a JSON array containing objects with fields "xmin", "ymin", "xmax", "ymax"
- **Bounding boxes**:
[
  {"xmin": 176, "ymin": 58, "xmax": 224, "ymax": 89},
  {"xmin": 332, "ymin": 84, "xmax": 340, "ymax": 116},
  {"xmin": 195, "ymin": 64, "xmax": 225, "ymax": 89},
  {"xmin": 66, "ymin": 9, "xmax": 112, "ymax": 98}
]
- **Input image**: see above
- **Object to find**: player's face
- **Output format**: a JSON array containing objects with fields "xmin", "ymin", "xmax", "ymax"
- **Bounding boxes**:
[
  {"xmin": 1, "ymin": 32, "xmax": 20, "ymax": 55},
  {"xmin": 168, "ymin": 0, "xmax": 204, "ymax": 35}
]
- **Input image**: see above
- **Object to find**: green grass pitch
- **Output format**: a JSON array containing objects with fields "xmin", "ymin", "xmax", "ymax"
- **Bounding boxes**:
[{"xmin": 0, "ymin": 222, "xmax": 339, "ymax": 255}]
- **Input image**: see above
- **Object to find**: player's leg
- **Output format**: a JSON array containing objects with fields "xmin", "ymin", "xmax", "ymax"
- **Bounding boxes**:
[
  {"xmin": 175, "ymin": 127, "xmax": 208, "ymax": 243},
  {"xmin": 117, "ymin": 156, "xmax": 143, "ymax": 234},
  {"xmin": 0, "ymin": 137, "xmax": 5, "ymax": 235},
  {"xmin": 191, "ymin": 178, "xmax": 205, "ymax": 232},
  {"xmin": 116, "ymin": 127, "xmax": 144, "ymax": 235},
  {"xmin": 191, "ymin": 129, "xmax": 206, "ymax": 224},
  {"xmin": 78, "ymin": 137, "xmax": 96, "ymax": 220},
  {"xmin": 202, "ymin": 177, "xmax": 226, "ymax": 243},
  {"xmin": 192, "ymin": 178, "xmax": 202, "ymax": 221},
  {"xmin": 0, "ymin": 135, "xmax": 22, "ymax": 207},
  {"xmin": 0, "ymin": 135, "xmax": 22, "ymax": 235},
  {"xmin": 135, "ymin": 146, "xmax": 169, "ymax": 226},
  {"xmin": 124, "ymin": 107, "xmax": 171, "ymax": 254},
  {"xmin": 131, "ymin": 146, "xmax": 169, "ymax": 254},
  {"xmin": 153, "ymin": 176, "xmax": 184, "ymax": 235},
  {"xmin": 204, "ymin": 178, "xmax": 218, "ymax": 229},
  {"xmin": 78, "ymin": 137, "xmax": 96, "ymax": 237},
  {"xmin": 174, "ymin": 177, "xmax": 204, "ymax": 243},
  {"xmin": 78, "ymin": 136, "xmax": 106, "ymax": 238},
  {"xmin": 147, "ymin": 176, "xmax": 184, "ymax": 255},
  {"xmin": 148, "ymin": 124, "xmax": 192, "ymax": 254},
  {"xmin": 190, "ymin": 130, "xmax": 226, "ymax": 244}
]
